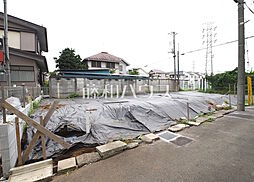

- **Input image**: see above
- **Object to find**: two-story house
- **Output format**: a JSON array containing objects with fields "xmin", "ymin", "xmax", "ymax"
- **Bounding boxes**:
[
  {"xmin": 169, "ymin": 71, "xmax": 206, "ymax": 90},
  {"xmin": 83, "ymin": 52, "xmax": 129, "ymax": 74},
  {"xmin": 0, "ymin": 13, "xmax": 48, "ymax": 86},
  {"xmin": 149, "ymin": 69, "xmax": 170, "ymax": 79}
]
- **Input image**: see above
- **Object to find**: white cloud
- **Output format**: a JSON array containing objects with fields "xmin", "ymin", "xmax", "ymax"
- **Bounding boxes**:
[{"xmin": 7, "ymin": 0, "xmax": 254, "ymax": 73}]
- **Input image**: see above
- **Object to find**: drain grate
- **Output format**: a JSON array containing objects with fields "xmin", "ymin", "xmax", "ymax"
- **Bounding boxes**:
[
  {"xmin": 157, "ymin": 131, "xmax": 178, "ymax": 142},
  {"xmin": 170, "ymin": 136, "xmax": 193, "ymax": 146}
]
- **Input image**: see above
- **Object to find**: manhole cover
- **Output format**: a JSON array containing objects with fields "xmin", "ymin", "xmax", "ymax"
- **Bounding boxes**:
[
  {"xmin": 171, "ymin": 136, "xmax": 193, "ymax": 146},
  {"xmin": 229, "ymin": 113, "xmax": 254, "ymax": 120},
  {"xmin": 157, "ymin": 131, "xmax": 178, "ymax": 142}
]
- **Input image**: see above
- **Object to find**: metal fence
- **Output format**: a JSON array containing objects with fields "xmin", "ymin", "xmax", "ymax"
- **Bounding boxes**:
[{"xmin": 0, "ymin": 85, "xmax": 49, "ymax": 107}]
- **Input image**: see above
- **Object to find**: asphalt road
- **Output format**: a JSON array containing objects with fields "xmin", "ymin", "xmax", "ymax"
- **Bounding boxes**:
[{"xmin": 53, "ymin": 107, "xmax": 254, "ymax": 182}]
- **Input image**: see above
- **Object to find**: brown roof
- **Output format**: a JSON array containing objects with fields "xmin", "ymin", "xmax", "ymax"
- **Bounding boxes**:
[
  {"xmin": 0, "ymin": 12, "xmax": 48, "ymax": 52},
  {"xmin": 83, "ymin": 52, "xmax": 129, "ymax": 65}
]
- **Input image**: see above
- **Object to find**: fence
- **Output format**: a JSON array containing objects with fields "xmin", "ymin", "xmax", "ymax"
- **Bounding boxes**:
[
  {"xmin": 0, "ymin": 85, "xmax": 49, "ymax": 107},
  {"xmin": 49, "ymin": 77, "xmax": 177, "ymax": 98},
  {"xmin": 179, "ymin": 78, "xmax": 208, "ymax": 91}
]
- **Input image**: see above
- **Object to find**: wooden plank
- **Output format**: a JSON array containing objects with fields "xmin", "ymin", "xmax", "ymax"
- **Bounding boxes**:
[
  {"xmin": 2, "ymin": 101, "xmax": 71, "ymax": 149},
  {"xmin": 22, "ymin": 132, "xmax": 40, "ymax": 163},
  {"xmin": 40, "ymin": 116, "xmax": 47, "ymax": 160},
  {"xmin": 1, "ymin": 85, "xmax": 6, "ymax": 123},
  {"xmin": 22, "ymin": 101, "xmax": 58, "ymax": 163},
  {"xmin": 15, "ymin": 117, "xmax": 22, "ymax": 166},
  {"xmin": 43, "ymin": 101, "xmax": 58, "ymax": 125}
]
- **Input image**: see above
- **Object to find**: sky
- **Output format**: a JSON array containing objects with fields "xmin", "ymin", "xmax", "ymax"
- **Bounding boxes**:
[{"xmin": 6, "ymin": 0, "xmax": 254, "ymax": 74}]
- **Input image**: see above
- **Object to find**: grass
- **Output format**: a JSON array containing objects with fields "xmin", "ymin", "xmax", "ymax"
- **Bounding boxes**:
[
  {"xmin": 66, "ymin": 93, "xmax": 80, "ymax": 99},
  {"xmin": 206, "ymin": 118, "xmax": 215, "ymax": 122},
  {"xmin": 224, "ymin": 106, "xmax": 233, "ymax": 110},
  {"xmin": 33, "ymin": 100, "xmax": 40, "ymax": 109}
]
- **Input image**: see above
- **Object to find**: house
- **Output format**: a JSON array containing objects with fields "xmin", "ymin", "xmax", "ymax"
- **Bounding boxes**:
[
  {"xmin": 0, "ymin": 13, "xmax": 48, "ymax": 86},
  {"xmin": 149, "ymin": 69, "xmax": 170, "ymax": 79},
  {"xmin": 83, "ymin": 52, "xmax": 129, "ymax": 74},
  {"xmin": 169, "ymin": 71, "xmax": 206, "ymax": 90},
  {"xmin": 128, "ymin": 68, "xmax": 149, "ymax": 77}
]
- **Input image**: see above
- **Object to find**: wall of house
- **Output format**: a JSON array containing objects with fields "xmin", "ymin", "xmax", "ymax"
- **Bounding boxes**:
[
  {"xmin": 0, "ymin": 54, "xmax": 39, "ymax": 86},
  {"xmin": 119, "ymin": 61, "xmax": 127, "ymax": 74},
  {"xmin": 88, "ymin": 61, "xmax": 120, "ymax": 73}
]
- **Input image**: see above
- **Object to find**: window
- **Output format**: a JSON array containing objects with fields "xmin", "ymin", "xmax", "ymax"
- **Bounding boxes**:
[
  {"xmin": 10, "ymin": 65, "xmax": 35, "ymax": 81},
  {"xmin": 0, "ymin": 30, "xmax": 20, "ymax": 49},
  {"xmin": 119, "ymin": 65, "xmax": 123, "ymax": 71},
  {"xmin": 21, "ymin": 32, "xmax": 36, "ymax": 52},
  {"xmin": 106, "ymin": 62, "xmax": 115, "ymax": 69},
  {"xmin": 91, "ymin": 61, "xmax": 101, "ymax": 68}
]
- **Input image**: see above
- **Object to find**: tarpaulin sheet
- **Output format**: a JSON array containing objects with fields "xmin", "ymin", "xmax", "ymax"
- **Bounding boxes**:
[{"xmin": 26, "ymin": 92, "xmax": 236, "ymax": 160}]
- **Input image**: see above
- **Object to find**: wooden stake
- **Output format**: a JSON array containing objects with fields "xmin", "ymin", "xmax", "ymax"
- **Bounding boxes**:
[
  {"xmin": 2, "ymin": 101, "xmax": 71, "ymax": 149},
  {"xmin": 15, "ymin": 117, "xmax": 22, "ymax": 166},
  {"xmin": 22, "ymin": 101, "xmax": 59, "ymax": 163},
  {"xmin": 187, "ymin": 102, "xmax": 190, "ymax": 121},
  {"xmin": 229, "ymin": 84, "xmax": 231, "ymax": 107},
  {"xmin": 22, "ymin": 83, "xmax": 25, "ymax": 107},
  {"xmin": 40, "ymin": 116, "xmax": 47, "ymax": 160}
]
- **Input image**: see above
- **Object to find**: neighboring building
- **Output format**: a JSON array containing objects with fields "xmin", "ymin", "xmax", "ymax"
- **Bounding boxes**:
[
  {"xmin": 0, "ymin": 13, "xmax": 48, "ymax": 86},
  {"xmin": 83, "ymin": 52, "xmax": 130, "ymax": 74},
  {"xmin": 169, "ymin": 71, "xmax": 206, "ymax": 90},
  {"xmin": 128, "ymin": 68, "xmax": 149, "ymax": 77},
  {"xmin": 149, "ymin": 69, "xmax": 170, "ymax": 79}
]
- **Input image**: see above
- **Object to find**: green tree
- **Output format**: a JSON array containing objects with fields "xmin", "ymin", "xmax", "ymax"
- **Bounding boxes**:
[
  {"xmin": 206, "ymin": 68, "xmax": 238, "ymax": 91},
  {"xmin": 128, "ymin": 69, "xmax": 139, "ymax": 75},
  {"xmin": 55, "ymin": 48, "xmax": 88, "ymax": 70}
]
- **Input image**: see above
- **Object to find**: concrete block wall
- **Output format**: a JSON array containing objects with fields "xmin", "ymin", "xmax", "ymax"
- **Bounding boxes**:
[
  {"xmin": 0, "ymin": 96, "xmax": 41, "ymax": 178},
  {"xmin": 49, "ymin": 77, "xmax": 176, "ymax": 98}
]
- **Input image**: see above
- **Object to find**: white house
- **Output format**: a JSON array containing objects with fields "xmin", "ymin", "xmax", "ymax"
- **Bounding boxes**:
[
  {"xmin": 83, "ymin": 52, "xmax": 130, "ymax": 74},
  {"xmin": 149, "ymin": 69, "xmax": 170, "ymax": 79},
  {"xmin": 128, "ymin": 68, "xmax": 149, "ymax": 77},
  {"xmin": 169, "ymin": 71, "xmax": 207, "ymax": 90}
]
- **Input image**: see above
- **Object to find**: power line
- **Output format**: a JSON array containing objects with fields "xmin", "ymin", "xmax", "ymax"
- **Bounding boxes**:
[
  {"xmin": 181, "ymin": 35, "xmax": 254, "ymax": 55},
  {"xmin": 245, "ymin": 2, "xmax": 254, "ymax": 14}
]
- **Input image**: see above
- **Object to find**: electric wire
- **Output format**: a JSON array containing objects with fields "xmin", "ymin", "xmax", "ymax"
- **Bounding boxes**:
[
  {"xmin": 182, "ymin": 35, "xmax": 254, "ymax": 55},
  {"xmin": 245, "ymin": 2, "xmax": 254, "ymax": 14}
]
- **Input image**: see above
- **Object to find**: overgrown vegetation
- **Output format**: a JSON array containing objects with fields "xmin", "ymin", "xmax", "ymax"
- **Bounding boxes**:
[
  {"xmin": 28, "ymin": 99, "xmax": 40, "ymax": 117},
  {"xmin": 128, "ymin": 69, "xmax": 139, "ymax": 75},
  {"xmin": 203, "ymin": 68, "xmax": 254, "ymax": 94},
  {"xmin": 110, "ymin": 69, "xmax": 116, "ymax": 74},
  {"xmin": 66, "ymin": 93, "xmax": 80, "ymax": 99}
]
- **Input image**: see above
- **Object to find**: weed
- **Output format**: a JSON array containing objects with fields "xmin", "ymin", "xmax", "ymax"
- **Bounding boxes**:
[
  {"xmin": 67, "ymin": 93, "xmax": 80, "ymax": 99},
  {"xmin": 33, "ymin": 100, "xmax": 40, "ymax": 109},
  {"xmin": 224, "ymin": 106, "xmax": 232, "ymax": 110},
  {"xmin": 22, "ymin": 122, "xmax": 28, "ymax": 132},
  {"xmin": 206, "ymin": 118, "xmax": 214, "ymax": 122}
]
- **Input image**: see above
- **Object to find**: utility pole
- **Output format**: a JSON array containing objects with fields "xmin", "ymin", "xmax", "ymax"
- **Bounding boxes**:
[
  {"xmin": 177, "ymin": 44, "xmax": 180, "ymax": 91},
  {"xmin": 235, "ymin": 0, "xmax": 245, "ymax": 111},
  {"xmin": 169, "ymin": 32, "xmax": 177, "ymax": 91},
  {"xmin": 3, "ymin": 0, "xmax": 11, "ymax": 87}
]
